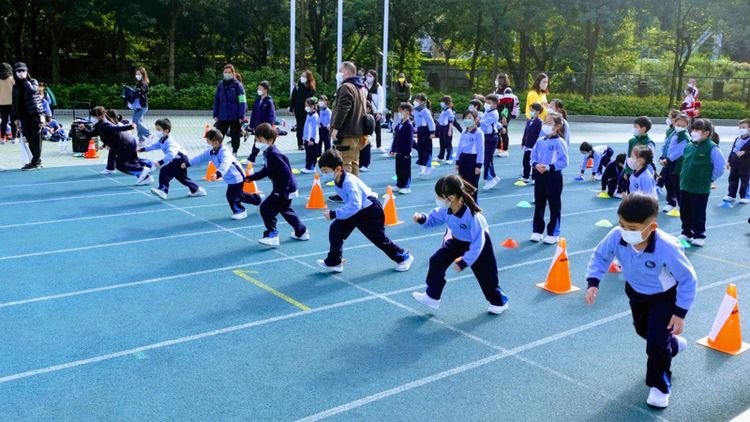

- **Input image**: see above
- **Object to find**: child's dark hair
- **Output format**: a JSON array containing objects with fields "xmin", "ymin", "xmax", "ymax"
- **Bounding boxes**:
[
  {"xmin": 690, "ymin": 118, "xmax": 713, "ymax": 134},
  {"xmin": 739, "ymin": 118, "xmax": 750, "ymax": 127},
  {"xmin": 155, "ymin": 118, "xmax": 171, "ymax": 131},
  {"xmin": 550, "ymin": 99, "xmax": 567, "ymax": 119},
  {"xmin": 414, "ymin": 93, "xmax": 430, "ymax": 108},
  {"xmin": 254, "ymin": 122, "xmax": 276, "ymax": 142},
  {"xmin": 579, "ymin": 141, "xmax": 593, "ymax": 153},
  {"xmin": 90, "ymin": 106, "xmax": 106, "ymax": 118},
  {"xmin": 614, "ymin": 153, "xmax": 626, "ymax": 165},
  {"xmin": 440, "ymin": 95, "xmax": 453, "ymax": 105},
  {"xmin": 258, "ymin": 80, "xmax": 270, "ymax": 92},
  {"xmin": 618, "ymin": 193, "xmax": 658, "ymax": 223},
  {"xmin": 633, "ymin": 116, "xmax": 652, "ymax": 132},
  {"xmin": 633, "ymin": 145, "xmax": 653, "ymax": 165},
  {"xmin": 469, "ymin": 99, "xmax": 483, "ymax": 109},
  {"xmin": 318, "ymin": 148, "xmax": 343, "ymax": 170},
  {"xmin": 434, "ymin": 175, "xmax": 481, "ymax": 214},
  {"xmin": 319, "ymin": 94, "xmax": 328, "ymax": 103},
  {"xmin": 305, "ymin": 96, "xmax": 318, "ymax": 106},
  {"xmin": 462, "ymin": 110, "xmax": 478, "ymax": 119},
  {"xmin": 530, "ymin": 102, "xmax": 543, "ymax": 112},
  {"xmin": 673, "ymin": 113, "xmax": 690, "ymax": 125},
  {"xmin": 485, "ymin": 94, "xmax": 499, "ymax": 105},
  {"xmin": 105, "ymin": 109, "xmax": 121, "ymax": 123},
  {"xmin": 547, "ymin": 113, "xmax": 566, "ymax": 138},
  {"xmin": 206, "ymin": 128, "xmax": 224, "ymax": 143},
  {"xmin": 398, "ymin": 102, "xmax": 413, "ymax": 113}
]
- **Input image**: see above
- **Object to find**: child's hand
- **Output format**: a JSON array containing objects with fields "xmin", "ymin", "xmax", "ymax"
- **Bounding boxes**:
[
  {"xmin": 131, "ymin": 123, "xmax": 137, "ymax": 129},
  {"xmin": 153, "ymin": 161, "xmax": 161, "ymax": 169},
  {"xmin": 584, "ymin": 287, "xmax": 598, "ymax": 305},
  {"xmin": 591, "ymin": 175, "xmax": 597, "ymax": 181},
  {"xmin": 412, "ymin": 213, "xmax": 421, "ymax": 223},
  {"xmin": 474, "ymin": 167, "xmax": 481, "ymax": 175},
  {"xmin": 323, "ymin": 210, "xmax": 332, "ymax": 220},
  {"xmin": 535, "ymin": 164, "xmax": 547, "ymax": 174},
  {"xmin": 209, "ymin": 173, "xmax": 218, "ymax": 181},
  {"xmin": 738, "ymin": 151, "xmax": 746, "ymax": 158},
  {"xmin": 667, "ymin": 315, "xmax": 685, "ymax": 335},
  {"xmin": 180, "ymin": 163, "xmax": 187, "ymax": 169},
  {"xmin": 453, "ymin": 262, "xmax": 464, "ymax": 272}
]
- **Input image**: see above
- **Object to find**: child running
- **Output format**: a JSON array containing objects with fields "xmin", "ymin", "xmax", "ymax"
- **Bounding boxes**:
[
  {"xmin": 530, "ymin": 112, "xmax": 569, "ymax": 244},
  {"xmin": 140, "ymin": 118, "xmax": 206, "ymax": 200},
  {"xmin": 584, "ymin": 193, "xmax": 696, "ymax": 409},
  {"xmin": 724, "ymin": 118, "xmax": 750, "ymax": 204},
  {"xmin": 411, "ymin": 174, "xmax": 509, "ymax": 315},
  {"xmin": 245, "ymin": 123, "xmax": 308, "ymax": 247},
  {"xmin": 316, "ymin": 149, "xmax": 414, "ymax": 273},
  {"xmin": 392, "ymin": 102, "xmax": 414, "ymax": 194},
  {"xmin": 184, "ymin": 128, "xmax": 257, "ymax": 220},
  {"xmin": 455, "ymin": 109, "xmax": 483, "ymax": 200}
]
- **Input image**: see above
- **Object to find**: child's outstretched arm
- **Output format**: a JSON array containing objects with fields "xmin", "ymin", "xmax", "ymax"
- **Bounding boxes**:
[
  {"xmin": 584, "ymin": 228, "xmax": 618, "ymax": 304},
  {"xmin": 412, "ymin": 207, "xmax": 447, "ymax": 228},
  {"xmin": 329, "ymin": 183, "xmax": 362, "ymax": 221}
]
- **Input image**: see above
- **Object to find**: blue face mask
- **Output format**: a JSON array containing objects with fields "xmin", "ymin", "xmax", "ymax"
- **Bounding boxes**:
[
  {"xmin": 256, "ymin": 142, "xmax": 269, "ymax": 152},
  {"xmin": 321, "ymin": 171, "xmax": 334, "ymax": 182},
  {"xmin": 462, "ymin": 119, "xmax": 475, "ymax": 129}
]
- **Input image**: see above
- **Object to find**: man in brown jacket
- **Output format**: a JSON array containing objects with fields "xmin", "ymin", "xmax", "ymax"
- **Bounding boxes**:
[{"xmin": 330, "ymin": 61, "xmax": 368, "ymax": 180}]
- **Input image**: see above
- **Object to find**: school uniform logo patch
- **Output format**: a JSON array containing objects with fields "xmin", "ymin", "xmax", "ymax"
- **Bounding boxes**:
[
  {"xmin": 645, "ymin": 261, "xmax": 656, "ymax": 268},
  {"xmin": 548, "ymin": 145, "xmax": 555, "ymax": 151},
  {"xmin": 460, "ymin": 223, "xmax": 468, "ymax": 229}
]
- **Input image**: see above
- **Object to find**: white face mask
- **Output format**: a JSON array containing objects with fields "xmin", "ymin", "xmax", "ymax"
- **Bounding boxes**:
[
  {"xmin": 435, "ymin": 198, "xmax": 450, "ymax": 209},
  {"xmin": 366, "ymin": 76, "xmax": 374, "ymax": 84},
  {"xmin": 666, "ymin": 118, "xmax": 672, "ymax": 126},
  {"xmin": 135, "ymin": 74, "xmax": 142, "ymax": 81},
  {"xmin": 304, "ymin": 106, "xmax": 312, "ymax": 113},
  {"xmin": 440, "ymin": 102, "xmax": 446, "ymax": 109},
  {"xmin": 530, "ymin": 111, "xmax": 537, "ymax": 118},
  {"xmin": 318, "ymin": 101, "xmax": 326, "ymax": 108},
  {"xmin": 300, "ymin": 76, "xmax": 307, "ymax": 84},
  {"xmin": 494, "ymin": 80, "xmax": 499, "ymax": 88},
  {"xmin": 674, "ymin": 126, "xmax": 687, "ymax": 133},
  {"xmin": 626, "ymin": 157, "xmax": 638, "ymax": 169},
  {"xmin": 394, "ymin": 113, "xmax": 403, "ymax": 122},
  {"xmin": 540, "ymin": 80, "xmax": 548, "ymax": 90},
  {"xmin": 223, "ymin": 73, "xmax": 233, "ymax": 81},
  {"xmin": 257, "ymin": 89, "xmax": 264, "ymax": 97},
  {"xmin": 335, "ymin": 72, "xmax": 344, "ymax": 83},
  {"xmin": 256, "ymin": 142, "xmax": 269, "ymax": 152},
  {"xmin": 413, "ymin": 101, "xmax": 421, "ymax": 108},
  {"xmin": 483, "ymin": 103, "xmax": 492, "ymax": 112},
  {"xmin": 155, "ymin": 130, "xmax": 164, "ymax": 139},
  {"xmin": 632, "ymin": 128, "xmax": 641, "ymax": 137},
  {"xmin": 690, "ymin": 131, "xmax": 703, "ymax": 141},
  {"xmin": 541, "ymin": 124, "xmax": 554, "ymax": 136},
  {"xmin": 462, "ymin": 118, "xmax": 475, "ymax": 128},
  {"xmin": 738, "ymin": 128, "xmax": 749, "ymax": 137},
  {"xmin": 619, "ymin": 226, "xmax": 649, "ymax": 246}
]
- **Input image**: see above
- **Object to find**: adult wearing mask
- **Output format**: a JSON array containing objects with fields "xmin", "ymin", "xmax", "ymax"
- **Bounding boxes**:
[
  {"xmin": 0, "ymin": 63, "xmax": 16, "ymax": 142},
  {"xmin": 391, "ymin": 72, "xmax": 411, "ymax": 114},
  {"xmin": 525, "ymin": 73, "xmax": 549, "ymax": 120},
  {"xmin": 12, "ymin": 62, "xmax": 45, "ymax": 170},
  {"xmin": 289, "ymin": 70, "xmax": 317, "ymax": 150},
  {"xmin": 213, "ymin": 64, "xmax": 247, "ymax": 155},
  {"xmin": 330, "ymin": 61, "xmax": 368, "ymax": 181},
  {"xmin": 132, "ymin": 67, "xmax": 151, "ymax": 143},
  {"xmin": 366, "ymin": 69, "xmax": 386, "ymax": 153}
]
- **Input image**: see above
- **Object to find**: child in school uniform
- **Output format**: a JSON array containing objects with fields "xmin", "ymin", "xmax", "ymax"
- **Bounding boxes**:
[
  {"xmin": 184, "ymin": 128, "xmax": 258, "ymax": 220},
  {"xmin": 678, "ymin": 119, "xmax": 725, "ymax": 246},
  {"xmin": 318, "ymin": 95, "xmax": 332, "ymax": 156},
  {"xmin": 496, "ymin": 86, "xmax": 519, "ymax": 157},
  {"xmin": 244, "ymin": 123, "xmax": 308, "ymax": 247},
  {"xmin": 600, "ymin": 153, "xmax": 626, "ymax": 198},
  {"xmin": 616, "ymin": 116, "xmax": 656, "ymax": 197},
  {"xmin": 665, "ymin": 113, "xmax": 690, "ymax": 212},
  {"xmin": 392, "ymin": 102, "xmax": 414, "ymax": 194},
  {"xmin": 628, "ymin": 146, "xmax": 657, "ymax": 199},
  {"xmin": 530, "ymin": 112, "xmax": 569, "ymax": 244},
  {"xmin": 480, "ymin": 94, "xmax": 501, "ymax": 190},
  {"xmin": 519, "ymin": 103, "xmax": 543, "ymax": 183},
  {"xmin": 455, "ymin": 110, "xmax": 483, "ymax": 201},
  {"xmin": 316, "ymin": 148, "xmax": 414, "ymax": 273},
  {"xmin": 584, "ymin": 193, "xmax": 696, "ymax": 409},
  {"xmin": 412, "ymin": 93, "xmax": 436, "ymax": 177},
  {"xmin": 657, "ymin": 110, "xmax": 681, "ymax": 210},
  {"xmin": 436, "ymin": 96, "xmax": 455, "ymax": 164},
  {"xmin": 43, "ymin": 115, "xmax": 65, "ymax": 142},
  {"xmin": 549, "ymin": 99, "xmax": 571, "ymax": 146},
  {"xmin": 724, "ymin": 118, "xmax": 750, "ymax": 204},
  {"xmin": 359, "ymin": 101, "xmax": 374, "ymax": 172},
  {"xmin": 301, "ymin": 97, "xmax": 319, "ymax": 174},
  {"xmin": 411, "ymin": 174, "xmax": 509, "ymax": 314},
  {"xmin": 578, "ymin": 142, "xmax": 613, "ymax": 181},
  {"xmin": 140, "ymin": 118, "xmax": 206, "ymax": 200}
]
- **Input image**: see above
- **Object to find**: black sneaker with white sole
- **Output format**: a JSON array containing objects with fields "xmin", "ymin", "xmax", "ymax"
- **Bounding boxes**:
[{"xmin": 328, "ymin": 195, "xmax": 343, "ymax": 203}]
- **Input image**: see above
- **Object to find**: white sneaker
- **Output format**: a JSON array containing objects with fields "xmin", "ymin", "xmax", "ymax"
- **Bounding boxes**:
[
  {"xmin": 741, "ymin": 198, "xmax": 750, "ymax": 204},
  {"xmin": 100, "ymin": 168, "xmax": 114, "ymax": 175},
  {"xmin": 290, "ymin": 230, "xmax": 310, "ymax": 241},
  {"xmin": 691, "ymin": 238, "xmax": 705, "ymax": 247},
  {"xmin": 300, "ymin": 168, "xmax": 313, "ymax": 174},
  {"xmin": 444, "ymin": 160, "xmax": 453, "ymax": 165},
  {"xmin": 188, "ymin": 187, "xmax": 207, "ymax": 197},
  {"xmin": 151, "ymin": 188, "xmax": 167, "ymax": 200},
  {"xmin": 377, "ymin": 147, "xmax": 387, "ymax": 153},
  {"xmin": 394, "ymin": 253, "xmax": 414, "ymax": 272},
  {"xmin": 674, "ymin": 335, "xmax": 687, "ymax": 354},
  {"xmin": 317, "ymin": 259, "xmax": 343, "ymax": 273},
  {"xmin": 488, "ymin": 302, "xmax": 509, "ymax": 315},
  {"xmin": 381, "ymin": 152, "xmax": 391, "ymax": 158},
  {"xmin": 482, "ymin": 178, "xmax": 498, "ymax": 190},
  {"xmin": 359, "ymin": 166, "xmax": 370, "ymax": 172},
  {"xmin": 412, "ymin": 292, "xmax": 440, "ymax": 310},
  {"xmin": 231, "ymin": 211, "xmax": 248, "ymax": 220},
  {"xmin": 646, "ymin": 387, "xmax": 670, "ymax": 408},
  {"xmin": 519, "ymin": 177, "xmax": 530, "ymax": 183},
  {"xmin": 418, "ymin": 166, "xmax": 426, "ymax": 176},
  {"xmin": 136, "ymin": 166, "xmax": 151, "ymax": 184},
  {"xmin": 392, "ymin": 186, "xmax": 401, "ymax": 192},
  {"xmin": 613, "ymin": 192, "xmax": 623, "ymax": 199},
  {"xmin": 594, "ymin": 174, "xmax": 603, "ymax": 181},
  {"xmin": 543, "ymin": 235, "xmax": 559, "ymax": 245},
  {"xmin": 499, "ymin": 150, "xmax": 509, "ymax": 157},
  {"xmin": 662, "ymin": 205, "xmax": 674, "ymax": 213},
  {"xmin": 136, "ymin": 175, "xmax": 154, "ymax": 186},
  {"xmin": 398, "ymin": 188, "xmax": 411, "ymax": 194},
  {"xmin": 258, "ymin": 235, "xmax": 280, "ymax": 248},
  {"xmin": 677, "ymin": 234, "xmax": 693, "ymax": 242},
  {"xmin": 424, "ymin": 166, "xmax": 433, "ymax": 176},
  {"xmin": 723, "ymin": 195, "xmax": 736, "ymax": 202},
  {"xmin": 529, "ymin": 233, "xmax": 543, "ymax": 242}
]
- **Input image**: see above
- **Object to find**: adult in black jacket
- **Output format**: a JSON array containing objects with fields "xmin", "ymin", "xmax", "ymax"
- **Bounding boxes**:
[
  {"xmin": 289, "ymin": 70, "xmax": 316, "ymax": 150},
  {"xmin": 12, "ymin": 62, "xmax": 45, "ymax": 170}
]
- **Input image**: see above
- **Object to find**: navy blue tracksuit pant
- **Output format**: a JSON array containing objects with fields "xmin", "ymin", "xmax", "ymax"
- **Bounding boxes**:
[
  {"xmin": 436, "ymin": 124, "xmax": 452, "ymax": 161},
  {"xmin": 533, "ymin": 169, "xmax": 563, "ymax": 236},
  {"xmin": 158, "ymin": 154, "xmax": 199, "ymax": 194},
  {"xmin": 425, "ymin": 233, "xmax": 507, "ymax": 307},
  {"xmin": 395, "ymin": 153, "xmax": 411, "ymax": 189},
  {"xmin": 457, "ymin": 153, "xmax": 480, "ymax": 201},
  {"xmin": 658, "ymin": 162, "xmax": 679, "ymax": 207},
  {"xmin": 305, "ymin": 141, "xmax": 318, "ymax": 170},
  {"xmin": 318, "ymin": 126, "xmax": 331, "ymax": 155},
  {"xmin": 727, "ymin": 156, "xmax": 750, "ymax": 199},
  {"xmin": 325, "ymin": 198, "xmax": 408, "ymax": 266},
  {"xmin": 359, "ymin": 142, "xmax": 372, "ymax": 169},
  {"xmin": 258, "ymin": 192, "xmax": 306, "ymax": 238},
  {"xmin": 483, "ymin": 133, "xmax": 498, "ymax": 180},
  {"xmin": 679, "ymin": 190, "xmax": 709, "ymax": 239},
  {"xmin": 626, "ymin": 283, "xmax": 682, "ymax": 394},
  {"xmin": 226, "ymin": 182, "xmax": 261, "ymax": 215},
  {"xmin": 415, "ymin": 127, "xmax": 432, "ymax": 167}
]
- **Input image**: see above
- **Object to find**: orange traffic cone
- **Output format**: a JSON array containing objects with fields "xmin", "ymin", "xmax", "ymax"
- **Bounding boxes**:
[
  {"xmin": 306, "ymin": 173, "xmax": 327, "ymax": 209},
  {"xmin": 243, "ymin": 162, "xmax": 261, "ymax": 194},
  {"xmin": 697, "ymin": 284, "xmax": 750, "ymax": 355},
  {"xmin": 383, "ymin": 186, "xmax": 403, "ymax": 226},
  {"xmin": 204, "ymin": 162, "xmax": 221, "ymax": 181},
  {"xmin": 84, "ymin": 139, "xmax": 99, "ymax": 159},
  {"xmin": 608, "ymin": 260, "xmax": 622, "ymax": 273},
  {"xmin": 501, "ymin": 238, "xmax": 520, "ymax": 249},
  {"xmin": 536, "ymin": 238, "xmax": 579, "ymax": 294},
  {"xmin": 586, "ymin": 158, "xmax": 593, "ymax": 169}
]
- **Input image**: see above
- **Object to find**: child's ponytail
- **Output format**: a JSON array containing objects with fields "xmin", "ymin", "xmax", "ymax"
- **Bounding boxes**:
[{"xmin": 435, "ymin": 175, "xmax": 482, "ymax": 214}]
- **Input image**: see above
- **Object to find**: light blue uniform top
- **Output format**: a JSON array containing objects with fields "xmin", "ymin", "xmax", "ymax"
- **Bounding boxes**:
[
  {"xmin": 629, "ymin": 167, "xmax": 657, "ymax": 198},
  {"xmin": 319, "ymin": 107, "xmax": 331, "ymax": 127},
  {"xmin": 418, "ymin": 204, "xmax": 489, "ymax": 268},
  {"xmin": 189, "ymin": 144, "xmax": 245, "ymax": 185},
  {"xmin": 581, "ymin": 145, "xmax": 610, "ymax": 174},
  {"xmin": 456, "ymin": 128, "xmax": 484, "ymax": 166},
  {"xmin": 303, "ymin": 112, "xmax": 319, "ymax": 143},
  {"xmin": 143, "ymin": 135, "xmax": 188, "ymax": 164},
  {"xmin": 413, "ymin": 106, "xmax": 435, "ymax": 131},
  {"xmin": 438, "ymin": 108, "xmax": 455, "ymax": 126},
  {"xmin": 479, "ymin": 109, "xmax": 500, "ymax": 135},
  {"xmin": 531, "ymin": 135, "xmax": 569, "ymax": 172},
  {"xmin": 330, "ymin": 172, "xmax": 376, "ymax": 221}
]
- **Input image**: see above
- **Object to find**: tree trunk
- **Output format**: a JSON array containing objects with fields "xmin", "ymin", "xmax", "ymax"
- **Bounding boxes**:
[
  {"xmin": 11, "ymin": 0, "xmax": 26, "ymax": 61},
  {"xmin": 29, "ymin": 0, "xmax": 39, "ymax": 73},
  {"xmin": 468, "ymin": 15, "xmax": 482, "ymax": 90},
  {"xmin": 518, "ymin": 30, "xmax": 530, "ymax": 91},
  {"xmin": 50, "ymin": 24, "xmax": 60, "ymax": 84},
  {"xmin": 168, "ymin": 2, "xmax": 180, "ymax": 87},
  {"xmin": 297, "ymin": 0, "xmax": 305, "ymax": 69},
  {"xmin": 583, "ymin": 19, "xmax": 601, "ymax": 102},
  {"xmin": 668, "ymin": 0, "xmax": 683, "ymax": 108}
]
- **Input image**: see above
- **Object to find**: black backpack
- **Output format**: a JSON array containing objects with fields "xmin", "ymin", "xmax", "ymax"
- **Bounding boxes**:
[{"xmin": 362, "ymin": 113, "xmax": 375, "ymax": 136}]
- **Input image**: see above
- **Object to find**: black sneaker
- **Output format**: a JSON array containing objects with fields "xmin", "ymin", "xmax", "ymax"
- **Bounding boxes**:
[
  {"xmin": 328, "ymin": 194, "xmax": 343, "ymax": 203},
  {"xmin": 21, "ymin": 163, "xmax": 36, "ymax": 171}
]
